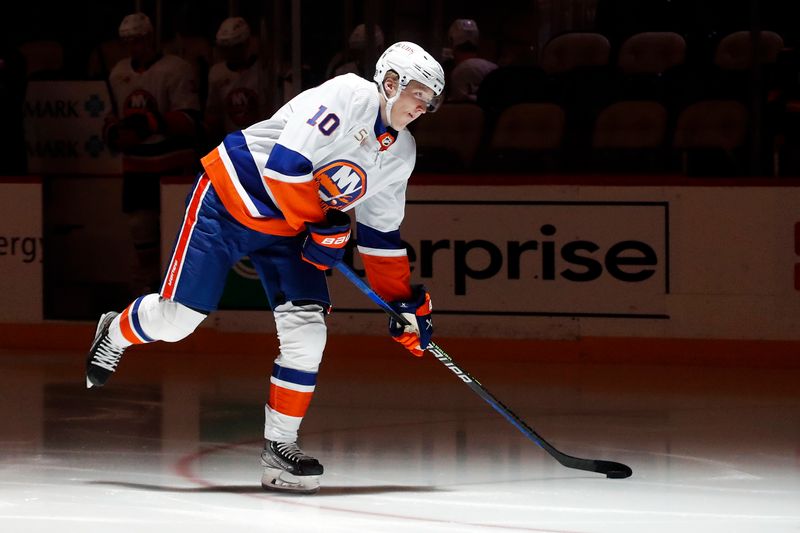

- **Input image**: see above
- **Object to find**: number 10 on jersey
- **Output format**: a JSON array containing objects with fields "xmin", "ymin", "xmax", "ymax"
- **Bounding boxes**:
[{"xmin": 307, "ymin": 105, "xmax": 340, "ymax": 136}]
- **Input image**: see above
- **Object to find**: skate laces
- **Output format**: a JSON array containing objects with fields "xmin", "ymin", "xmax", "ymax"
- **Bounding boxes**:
[
  {"xmin": 275, "ymin": 442, "xmax": 311, "ymax": 462},
  {"xmin": 91, "ymin": 336, "xmax": 125, "ymax": 372}
]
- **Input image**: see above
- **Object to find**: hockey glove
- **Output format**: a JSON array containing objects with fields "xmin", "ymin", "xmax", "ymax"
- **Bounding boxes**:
[
  {"xmin": 301, "ymin": 209, "xmax": 351, "ymax": 270},
  {"xmin": 105, "ymin": 112, "xmax": 163, "ymax": 151},
  {"xmin": 104, "ymin": 116, "xmax": 133, "ymax": 151},
  {"xmin": 120, "ymin": 110, "xmax": 164, "ymax": 140},
  {"xmin": 388, "ymin": 285, "xmax": 433, "ymax": 357}
]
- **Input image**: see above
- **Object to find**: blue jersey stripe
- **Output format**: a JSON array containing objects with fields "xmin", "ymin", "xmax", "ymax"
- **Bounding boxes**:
[
  {"xmin": 272, "ymin": 363, "xmax": 318, "ymax": 386},
  {"xmin": 266, "ymin": 143, "xmax": 314, "ymax": 177},
  {"xmin": 356, "ymin": 223, "xmax": 403, "ymax": 250},
  {"xmin": 222, "ymin": 132, "xmax": 283, "ymax": 218},
  {"xmin": 131, "ymin": 296, "xmax": 155, "ymax": 343}
]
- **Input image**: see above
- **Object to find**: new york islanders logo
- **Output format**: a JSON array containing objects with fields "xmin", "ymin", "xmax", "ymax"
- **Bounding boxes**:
[
  {"xmin": 123, "ymin": 89, "xmax": 158, "ymax": 116},
  {"xmin": 225, "ymin": 87, "xmax": 259, "ymax": 127},
  {"xmin": 315, "ymin": 160, "xmax": 367, "ymax": 208}
]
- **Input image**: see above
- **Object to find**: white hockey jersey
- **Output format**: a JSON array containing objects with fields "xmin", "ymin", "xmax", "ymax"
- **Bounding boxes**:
[
  {"xmin": 109, "ymin": 54, "xmax": 199, "ymax": 133},
  {"xmin": 206, "ymin": 59, "xmax": 271, "ymax": 134},
  {"xmin": 108, "ymin": 54, "xmax": 200, "ymax": 171},
  {"xmin": 201, "ymin": 73, "xmax": 418, "ymax": 299}
]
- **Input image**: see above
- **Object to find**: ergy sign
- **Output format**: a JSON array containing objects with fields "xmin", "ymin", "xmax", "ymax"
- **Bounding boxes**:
[{"xmin": 338, "ymin": 200, "xmax": 670, "ymax": 319}]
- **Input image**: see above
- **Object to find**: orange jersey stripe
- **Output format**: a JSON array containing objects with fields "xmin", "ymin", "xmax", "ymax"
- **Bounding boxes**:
[
  {"xmin": 201, "ymin": 149, "xmax": 301, "ymax": 236},
  {"xmin": 264, "ymin": 177, "xmax": 326, "ymax": 229},
  {"xmin": 361, "ymin": 254, "xmax": 412, "ymax": 301},
  {"xmin": 269, "ymin": 385, "xmax": 314, "ymax": 418}
]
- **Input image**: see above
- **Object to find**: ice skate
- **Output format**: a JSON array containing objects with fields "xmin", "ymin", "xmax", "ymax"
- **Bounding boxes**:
[
  {"xmin": 260, "ymin": 440, "xmax": 323, "ymax": 494},
  {"xmin": 85, "ymin": 312, "xmax": 126, "ymax": 388}
]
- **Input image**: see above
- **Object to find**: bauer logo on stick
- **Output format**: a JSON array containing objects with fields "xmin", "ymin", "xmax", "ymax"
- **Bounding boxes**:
[{"xmin": 433, "ymin": 350, "xmax": 473, "ymax": 383}]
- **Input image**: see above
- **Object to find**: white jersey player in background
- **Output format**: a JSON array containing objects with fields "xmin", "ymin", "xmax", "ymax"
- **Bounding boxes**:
[
  {"xmin": 205, "ymin": 17, "xmax": 272, "ymax": 144},
  {"xmin": 104, "ymin": 12, "xmax": 202, "ymax": 296},
  {"xmin": 86, "ymin": 41, "xmax": 444, "ymax": 494},
  {"xmin": 325, "ymin": 23, "xmax": 385, "ymax": 79},
  {"xmin": 441, "ymin": 18, "xmax": 498, "ymax": 103}
]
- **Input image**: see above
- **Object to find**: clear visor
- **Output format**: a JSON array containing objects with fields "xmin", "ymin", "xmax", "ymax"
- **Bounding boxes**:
[{"xmin": 401, "ymin": 83, "xmax": 444, "ymax": 113}]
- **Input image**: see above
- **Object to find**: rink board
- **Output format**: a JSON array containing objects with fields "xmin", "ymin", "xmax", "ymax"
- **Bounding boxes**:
[
  {"xmin": 161, "ymin": 180, "xmax": 800, "ymax": 341},
  {"xmin": 0, "ymin": 178, "xmax": 43, "ymax": 322}
]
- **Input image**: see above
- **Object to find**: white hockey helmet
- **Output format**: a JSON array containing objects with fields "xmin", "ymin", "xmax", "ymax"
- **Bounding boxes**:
[
  {"xmin": 119, "ymin": 13, "xmax": 154, "ymax": 39},
  {"xmin": 216, "ymin": 17, "xmax": 251, "ymax": 47},
  {"xmin": 374, "ymin": 41, "xmax": 445, "ymax": 114},
  {"xmin": 448, "ymin": 19, "xmax": 480, "ymax": 48}
]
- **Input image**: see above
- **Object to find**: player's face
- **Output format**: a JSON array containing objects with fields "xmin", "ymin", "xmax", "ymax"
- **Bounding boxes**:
[
  {"xmin": 391, "ymin": 81, "xmax": 435, "ymax": 130},
  {"xmin": 220, "ymin": 42, "xmax": 250, "ymax": 64},
  {"xmin": 123, "ymin": 34, "xmax": 156, "ymax": 63}
]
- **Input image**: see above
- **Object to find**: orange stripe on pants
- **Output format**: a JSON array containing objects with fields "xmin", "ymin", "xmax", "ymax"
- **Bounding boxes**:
[{"xmin": 162, "ymin": 174, "xmax": 210, "ymax": 300}]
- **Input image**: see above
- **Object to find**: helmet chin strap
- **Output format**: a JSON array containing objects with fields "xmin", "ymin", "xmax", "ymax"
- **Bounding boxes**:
[{"xmin": 381, "ymin": 83, "xmax": 403, "ymax": 130}]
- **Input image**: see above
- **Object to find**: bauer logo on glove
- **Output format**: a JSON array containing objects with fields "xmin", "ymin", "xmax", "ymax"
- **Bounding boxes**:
[
  {"xmin": 301, "ymin": 209, "xmax": 351, "ymax": 270},
  {"xmin": 388, "ymin": 285, "xmax": 433, "ymax": 357}
]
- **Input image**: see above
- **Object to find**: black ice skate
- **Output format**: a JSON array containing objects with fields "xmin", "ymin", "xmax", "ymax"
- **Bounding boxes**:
[
  {"xmin": 85, "ymin": 312, "xmax": 126, "ymax": 389},
  {"xmin": 260, "ymin": 440, "xmax": 323, "ymax": 494}
]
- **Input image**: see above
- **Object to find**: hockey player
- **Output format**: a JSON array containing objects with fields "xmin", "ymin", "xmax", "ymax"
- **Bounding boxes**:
[
  {"xmin": 105, "ymin": 13, "xmax": 203, "ymax": 296},
  {"xmin": 442, "ymin": 19, "xmax": 497, "ymax": 103},
  {"xmin": 86, "ymin": 41, "xmax": 443, "ymax": 494},
  {"xmin": 205, "ymin": 17, "xmax": 272, "ymax": 144},
  {"xmin": 325, "ymin": 23, "xmax": 385, "ymax": 79}
]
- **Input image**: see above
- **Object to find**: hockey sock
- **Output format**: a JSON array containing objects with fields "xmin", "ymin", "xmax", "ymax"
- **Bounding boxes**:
[
  {"xmin": 265, "ymin": 363, "xmax": 317, "ymax": 442},
  {"xmin": 107, "ymin": 294, "xmax": 206, "ymax": 347},
  {"xmin": 264, "ymin": 301, "xmax": 326, "ymax": 442}
]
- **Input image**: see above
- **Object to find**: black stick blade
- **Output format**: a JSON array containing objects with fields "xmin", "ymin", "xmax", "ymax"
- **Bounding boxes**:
[
  {"xmin": 557, "ymin": 455, "xmax": 633, "ymax": 478},
  {"xmin": 596, "ymin": 460, "xmax": 633, "ymax": 479}
]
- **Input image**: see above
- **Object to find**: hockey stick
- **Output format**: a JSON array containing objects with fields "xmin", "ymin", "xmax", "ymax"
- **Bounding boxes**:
[{"xmin": 335, "ymin": 262, "xmax": 633, "ymax": 479}]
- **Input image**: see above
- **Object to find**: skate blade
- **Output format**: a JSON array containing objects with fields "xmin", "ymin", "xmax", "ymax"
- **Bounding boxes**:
[{"xmin": 261, "ymin": 467, "xmax": 320, "ymax": 494}]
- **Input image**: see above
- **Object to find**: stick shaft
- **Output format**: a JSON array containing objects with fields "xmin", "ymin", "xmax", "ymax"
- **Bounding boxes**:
[{"xmin": 334, "ymin": 263, "xmax": 629, "ymax": 476}]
